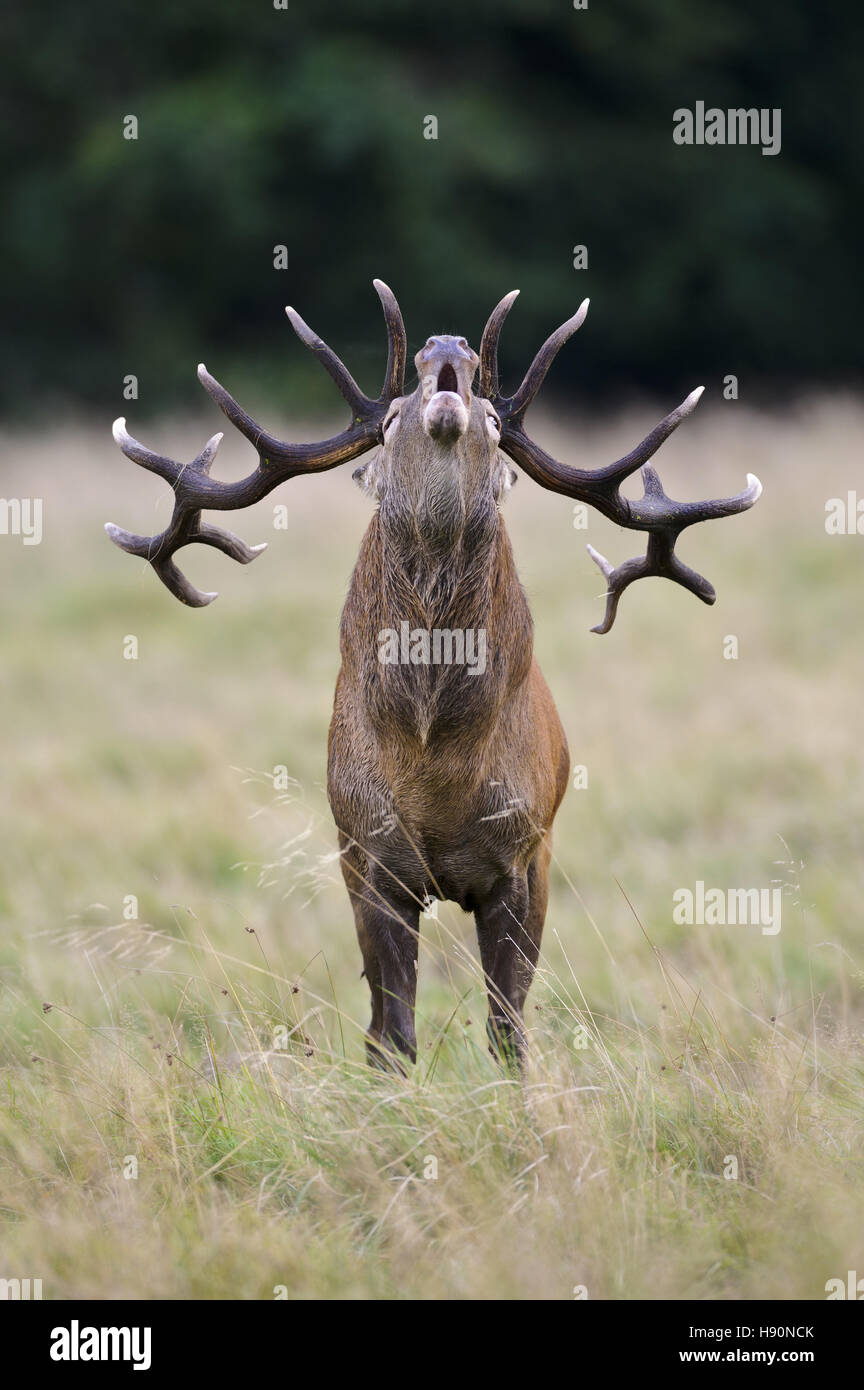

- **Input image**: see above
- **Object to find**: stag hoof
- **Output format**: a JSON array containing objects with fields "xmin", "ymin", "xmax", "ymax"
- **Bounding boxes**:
[
  {"xmin": 486, "ymin": 1016, "xmax": 526, "ymax": 1071},
  {"xmin": 365, "ymin": 1032, "xmax": 416, "ymax": 1074}
]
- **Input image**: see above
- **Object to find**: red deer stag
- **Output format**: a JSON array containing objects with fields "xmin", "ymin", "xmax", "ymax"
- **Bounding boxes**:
[{"xmin": 106, "ymin": 281, "xmax": 761, "ymax": 1067}]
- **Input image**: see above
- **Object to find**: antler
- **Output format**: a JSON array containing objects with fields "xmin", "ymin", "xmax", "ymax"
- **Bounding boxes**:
[
  {"xmin": 481, "ymin": 293, "xmax": 762, "ymax": 633},
  {"xmin": 105, "ymin": 280, "xmax": 406, "ymax": 606}
]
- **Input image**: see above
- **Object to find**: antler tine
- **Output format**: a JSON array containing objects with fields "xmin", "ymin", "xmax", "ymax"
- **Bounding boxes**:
[
  {"xmin": 479, "ymin": 289, "xmax": 520, "ymax": 402},
  {"xmin": 494, "ymin": 301, "xmax": 763, "ymax": 631},
  {"xmin": 592, "ymin": 386, "xmax": 706, "ymax": 488},
  {"xmin": 106, "ymin": 281, "xmax": 404, "ymax": 605},
  {"xmin": 199, "ymin": 278, "xmax": 407, "ymax": 467},
  {"xmin": 281, "ymin": 279, "xmax": 406, "ymax": 413},
  {"xmin": 195, "ymin": 520, "xmax": 268, "ymax": 564},
  {"xmin": 587, "ymin": 529, "xmax": 718, "ymax": 636},
  {"xmin": 478, "ymin": 293, "xmax": 589, "ymax": 415},
  {"xmin": 284, "ymin": 305, "xmax": 370, "ymax": 418},
  {"xmin": 106, "ymin": 420, "xmax": 268, "ymax": 605},
  {"xmin": 198, "ymin": 358, "xmax": 380, "ymax": 472},
  {"xmin": 111, "ymin": 417, "xmax": 192, "ymax": 485},
  {"xmin": 630, "ymin": 462, "xmax": 763, "ymax": 528},
  {"xmin": 373, "ymin": 278, "xmax": 407, "ymax": 402},
  {"xmin": 577, "ymin": 451, "xmax": 762, "ymax": 633},
  {"xmin": 506, "ymin": 298, "xmax": 590, "ymax": 422}
]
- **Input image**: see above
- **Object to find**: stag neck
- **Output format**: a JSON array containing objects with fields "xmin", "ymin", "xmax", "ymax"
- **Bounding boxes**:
[{"xmin": 341, "ymin": 513, "xmax": 533, "ymax": 748}]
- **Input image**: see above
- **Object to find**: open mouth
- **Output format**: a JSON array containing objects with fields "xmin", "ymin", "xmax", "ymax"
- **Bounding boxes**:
[{"xmin": 436, "ymin": 363, "xmax": 458, "ymax": 394}]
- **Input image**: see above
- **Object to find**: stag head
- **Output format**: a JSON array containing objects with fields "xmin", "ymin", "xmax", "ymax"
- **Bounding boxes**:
[
  {"xmin": 352, "ymin": 333, "xmax": 518, "ymax": 547},
  {"xmin": 106, "ymin": 281, "xmax": 761, "ymax": 630}
]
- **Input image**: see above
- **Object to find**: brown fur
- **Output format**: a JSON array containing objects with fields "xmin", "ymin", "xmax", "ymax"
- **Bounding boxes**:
[{"xmin": 328, "ymin": 342, "xmax": 569, "ymax": 1067}]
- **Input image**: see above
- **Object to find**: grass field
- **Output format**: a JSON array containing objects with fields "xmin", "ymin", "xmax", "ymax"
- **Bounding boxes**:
[{"xmin": 1, "ymin": 393, "xmax": 863, "ymax": 1300}]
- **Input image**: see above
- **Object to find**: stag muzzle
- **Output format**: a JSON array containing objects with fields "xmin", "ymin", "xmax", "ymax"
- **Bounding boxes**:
[{"xmin": 416, "ymin": 335, "xmax": 479, "ymax": 445}]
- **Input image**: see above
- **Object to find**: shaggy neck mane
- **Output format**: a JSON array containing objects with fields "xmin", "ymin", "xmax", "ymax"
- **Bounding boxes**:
[{"xmin": 341, "ymin": 499, "xmax": 534, "ymax": 746}]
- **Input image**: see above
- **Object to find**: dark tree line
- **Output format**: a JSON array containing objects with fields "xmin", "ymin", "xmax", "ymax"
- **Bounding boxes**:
[{"xmin": 0, "ymin": 0, "xmax": 861, "ymax": 419}]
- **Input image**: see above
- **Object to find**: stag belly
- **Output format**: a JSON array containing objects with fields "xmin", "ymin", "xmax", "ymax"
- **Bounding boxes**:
[
  {"xmin": 397, "ymin": 775, "xmax": 539, "ymax": 902},
  {"xmin": 330, "ymin": 732, "xmax": 548, "ymax": 906},
  {"xmin": 328, "ymin": 651, "xmax": 568, "ymax": 905}
]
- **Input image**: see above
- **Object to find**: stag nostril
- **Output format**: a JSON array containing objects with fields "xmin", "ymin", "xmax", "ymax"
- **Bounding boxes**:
[{"xmin": 437, "ymin": 363, "xmax": 458, "ymax": 394}]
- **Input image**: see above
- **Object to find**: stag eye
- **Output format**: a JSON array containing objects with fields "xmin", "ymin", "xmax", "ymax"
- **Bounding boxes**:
[
  {"xmin": 485, "ymin": 413, "xmax": 502, "ymax": 443},
  {"xmin": 382, "ymin": 412, "xmax": 400, "ymax": 438}
]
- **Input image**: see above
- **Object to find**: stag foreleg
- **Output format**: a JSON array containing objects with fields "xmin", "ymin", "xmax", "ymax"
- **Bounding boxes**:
[
  {"xmin": 338, "ymin": 839, "xmax": 420, "ymax": 1070},
  {"xmin": 475, "ymin": 846, "xmax": 549, "ymax": 1066}
]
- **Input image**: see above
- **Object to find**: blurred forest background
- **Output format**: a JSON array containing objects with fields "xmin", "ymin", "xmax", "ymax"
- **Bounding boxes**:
[{"xmin": 1, "ymin": 0, "xmax": 862, "ymax": 419}]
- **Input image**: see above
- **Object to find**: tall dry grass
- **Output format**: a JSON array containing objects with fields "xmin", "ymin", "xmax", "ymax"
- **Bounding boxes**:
[{"xmin": 0, "ymin": 395, "xmax": 862, "ymax": 1298}]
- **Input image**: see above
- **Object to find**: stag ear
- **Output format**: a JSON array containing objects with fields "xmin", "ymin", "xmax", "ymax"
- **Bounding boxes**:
[
  {"xmin": 353, "ymin": 454, "xmax": 384, "ymax": 500},
  {"xmin": 492, "ymin": 455, "xmax": 518, "ymax": 501}
]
